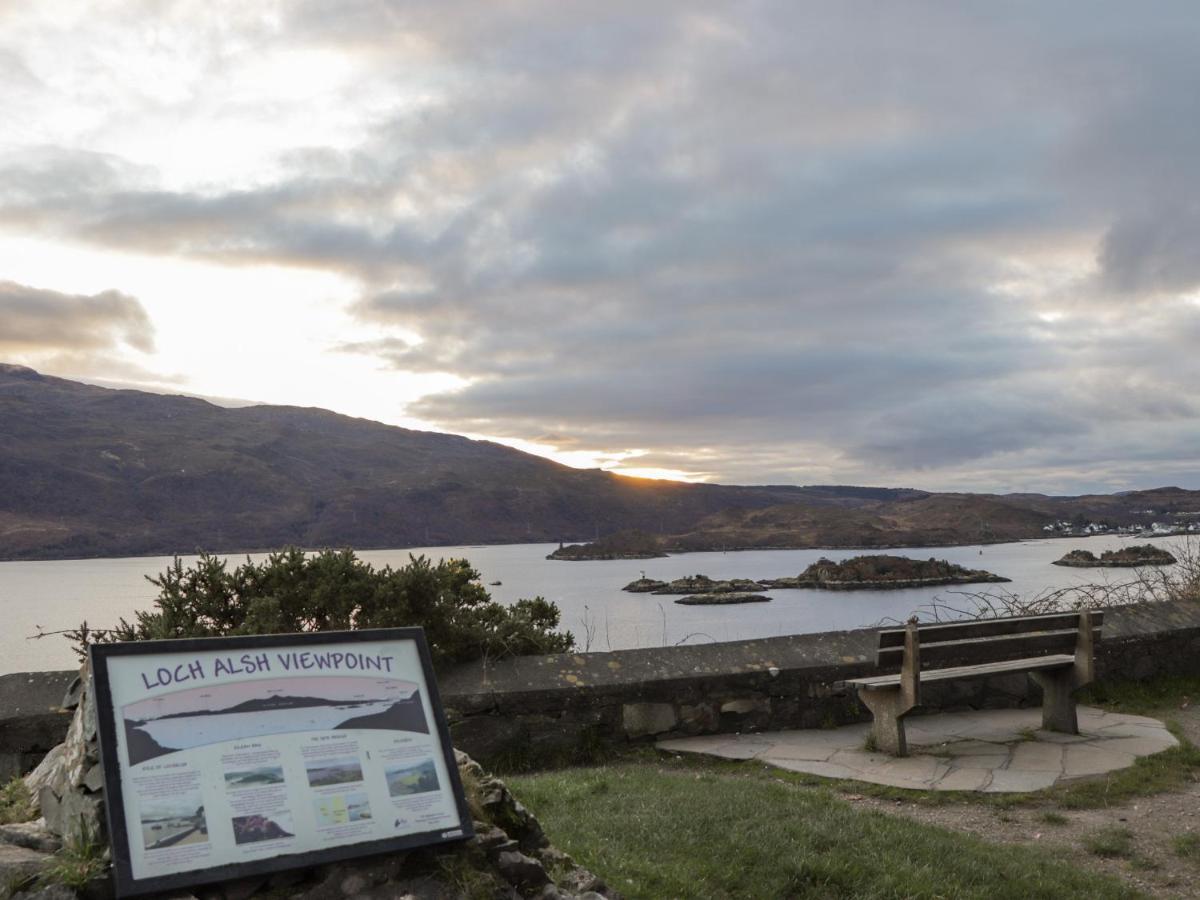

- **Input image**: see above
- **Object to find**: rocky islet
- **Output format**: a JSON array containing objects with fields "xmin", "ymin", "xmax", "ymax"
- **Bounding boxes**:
[
  {"xmin": 1053, "ymin": 544, "xmax": 1177, "ymax": 568},
  {"xmin": 621, "ymin": 554, "xmax": 1010, "ymax": 596}
]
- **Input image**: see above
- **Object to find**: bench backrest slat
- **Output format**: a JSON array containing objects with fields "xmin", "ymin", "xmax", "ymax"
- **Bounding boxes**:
[
  {"xmin": 874, "ymin": 610, "xmax": 1104, "ymax": 670},
  {"xmin": 877, "ymin": 627, "xmax": 1102, "ymax": 669},
  {"xmin": 877, "ymin": 610, "xmax": 1104, "ymax": 649}
]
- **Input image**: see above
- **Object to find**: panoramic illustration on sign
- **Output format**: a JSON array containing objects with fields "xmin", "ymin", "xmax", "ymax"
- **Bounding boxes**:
[{"xmin": 91, "ymin": 631, "xmax": 470, "ymax": 896}]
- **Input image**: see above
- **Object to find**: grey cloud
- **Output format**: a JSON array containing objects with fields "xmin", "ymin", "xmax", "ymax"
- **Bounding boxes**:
[
  {"xmin": 0, "ymin": 280, "xmax": 154, "ymax": 354},
  {"xmin": 851, "ymin": 394, "xmax": 1092, "ymax": 471},
  {"xmin": 4, "ymin": 3, "xmax": 1200, "ymax": 491},
  {"xmin": 0, "ymin": 144, "xmax": 431, "ymax": 275},
  {"xmin": 1098, "ymin": 205, "xmax": 1200, "ymax": 295}
]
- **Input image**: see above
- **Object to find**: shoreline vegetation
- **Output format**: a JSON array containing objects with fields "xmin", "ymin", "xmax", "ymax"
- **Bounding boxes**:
[
  {"xmin": 0, "ymin": 529, "xmax": 1180, "ymax": 565},
  {"xmin": 623, "ymin": 555, "xmax": 1011, "ymax": 595},
  {"xmin": 548, "ymin": 528, "xmax": 1029, "ymax": 561},
  {"xmin": 1053, "ymin": 544, "xmax": 1178, "ymax": 568},
  {"xmin": 546, "ymin": 527, "xmax": 1194, "ymax": 564}
]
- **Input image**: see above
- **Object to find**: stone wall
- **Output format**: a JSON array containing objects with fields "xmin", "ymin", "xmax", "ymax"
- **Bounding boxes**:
[
  {"xmin": 0, "ymin": 671, "xmax": 74, "ymax": 780},
  {"xmin": 5, "ymin": 599, "xmax": 1200, "ymax": 774},
  {"xmin": 438, "ymin": 598, "xmax": 1200, "ymax": 766}
]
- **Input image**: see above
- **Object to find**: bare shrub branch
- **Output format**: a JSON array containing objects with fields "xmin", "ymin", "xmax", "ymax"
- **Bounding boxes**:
[{"xmin": 878, "ymin": 536, "xmax": 1200, "ymax": 626}]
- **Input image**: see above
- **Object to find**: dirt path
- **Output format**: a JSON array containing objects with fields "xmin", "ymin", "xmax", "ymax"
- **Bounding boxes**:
[{"xmin": 850, "ymin": 705, "xmax": 1200, "ymax": 898}]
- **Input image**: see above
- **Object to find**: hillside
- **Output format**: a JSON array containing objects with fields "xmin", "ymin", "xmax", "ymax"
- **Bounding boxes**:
[
  {"xmin": 0, "ymin": 364, "xmax": 808, "ymax": 559},
  {"xmin": 665, "ymin": 494, "xmax": 1051, "ymax": 550},
  {"xmin": 3, "ymin": 365, "xmax": 1198, "ymax": 561},
  {"xmin": 662, "ymin": 489, "xmax": 1200, "ymax": 552}
]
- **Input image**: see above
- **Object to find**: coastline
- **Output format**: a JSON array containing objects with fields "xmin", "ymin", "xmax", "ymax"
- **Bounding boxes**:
[{"xmin": 0, "ymin": 529, "xmax": 1178, "ymax": 565}]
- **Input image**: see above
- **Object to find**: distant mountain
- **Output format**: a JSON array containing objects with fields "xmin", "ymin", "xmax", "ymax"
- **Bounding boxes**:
[
  {"xmin": 0, "ymin": 364, "xmax": 808, "ymax": 559},
  {"xmin": 3, "ymin": 364, "xmax": 1197, "ymax": 561}
]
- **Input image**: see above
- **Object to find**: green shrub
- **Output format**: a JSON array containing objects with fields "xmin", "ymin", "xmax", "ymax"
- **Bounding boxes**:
[{"xmin": 74, "ymin": 548, "xmax": 573, "ymax": 670}]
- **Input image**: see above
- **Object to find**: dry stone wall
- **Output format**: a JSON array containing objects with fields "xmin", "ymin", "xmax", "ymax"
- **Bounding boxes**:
[
  {"xmin": 5, "ymin": 598, "xmax": 1200, "ymax": 775},
  {"xmin": 0, "ymin": 672, "xmax": 74, "ymax": 781},
  {"xmin": 438, "ymin": 597, "xmax": 1200, "ymax": 767}
]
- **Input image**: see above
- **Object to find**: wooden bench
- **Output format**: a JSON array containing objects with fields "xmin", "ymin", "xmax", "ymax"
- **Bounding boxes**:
[{"xmin": 846, "ymin": 610, "xmax": 1102, "ymax": 756}]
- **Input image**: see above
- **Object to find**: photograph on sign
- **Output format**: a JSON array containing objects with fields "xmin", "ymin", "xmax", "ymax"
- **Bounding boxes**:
[{"xmin": 91, "ymin": 629, "xmax": 472, "ymax": 897}]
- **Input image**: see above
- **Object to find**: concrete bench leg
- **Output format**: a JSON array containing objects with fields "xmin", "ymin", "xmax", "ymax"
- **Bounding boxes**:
[
  {"xmin": 856, "ymin": 687, "xmax": 910, "ymax": 756},
  {"xmin": 1030, "ymin": 670, "xmax": 1079, "ymax": 734}
]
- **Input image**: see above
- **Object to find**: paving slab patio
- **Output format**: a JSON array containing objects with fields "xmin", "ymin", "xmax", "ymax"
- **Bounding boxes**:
[{"xmin": 657, "ymin": 705, "xmax": 1178, "ymax": 792}]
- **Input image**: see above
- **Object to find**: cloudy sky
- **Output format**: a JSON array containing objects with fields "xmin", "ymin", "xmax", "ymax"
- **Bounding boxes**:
[{"xmin": 2, "ymin": 2, "xmax": 1199, "ymax": 493}]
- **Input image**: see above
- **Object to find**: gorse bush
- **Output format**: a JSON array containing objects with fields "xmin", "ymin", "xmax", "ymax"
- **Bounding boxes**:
[{"xmin": 73, "ymin": 548, "xmax": 573, "ymax": 669}]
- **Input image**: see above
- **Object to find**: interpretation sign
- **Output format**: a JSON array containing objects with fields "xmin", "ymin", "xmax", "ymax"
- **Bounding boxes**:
[{"xmin": 91, "ymin": 629, "xmax": 473, "ymax": 897}]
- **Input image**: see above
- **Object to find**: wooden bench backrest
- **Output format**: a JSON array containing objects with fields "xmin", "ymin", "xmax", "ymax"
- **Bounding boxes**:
[{"xmin": 875, "ymin": 610, "xmax": 1104, "ymax": 671}]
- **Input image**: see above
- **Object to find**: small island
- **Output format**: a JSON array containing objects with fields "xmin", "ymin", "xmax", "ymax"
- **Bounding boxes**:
[
  {"xmin": 619, "ymin": 555, "xmax": 1009, "ymax": 595},
  {"xmin": 674, "ymin": 593, "xmax": 771, "ymax": 605},
  {"xmin": 1052, "ymin": 545, "xmax": 1177, "ymax": 568},
  {"xmin": 637, "ymin": 575, "xmax": 766, "ymax": 595},
  {"xmin": 762, "ymin": 555, "xmax": 1011, "ymax": 590},
  {"xmin": 622, "ymin": 577, "xmax": 667, "ymax": 592},
  {"xmin": 547, "ymin": 529, "xmax": 667, "ymax": 561}
]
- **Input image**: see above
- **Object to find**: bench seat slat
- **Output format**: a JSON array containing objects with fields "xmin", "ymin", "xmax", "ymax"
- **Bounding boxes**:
[
  {"xmin": 847, "ymin": 654, "xmax": 1075, "ymax": 689},
  {"xmin": 878, "ymin": 611, "xmax": 1104, "ymax": 648}
]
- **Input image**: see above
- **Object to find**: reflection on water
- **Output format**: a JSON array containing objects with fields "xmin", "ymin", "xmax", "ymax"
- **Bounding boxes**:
[{"xmin": 1, "ymin": 535, "xmax": 1184, "ymax": 673}]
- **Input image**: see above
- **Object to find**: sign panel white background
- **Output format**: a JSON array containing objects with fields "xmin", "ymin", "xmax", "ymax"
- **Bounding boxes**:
[{"xmin": 97, "ymin": 634, "xmax": 466, "ymax": 888}]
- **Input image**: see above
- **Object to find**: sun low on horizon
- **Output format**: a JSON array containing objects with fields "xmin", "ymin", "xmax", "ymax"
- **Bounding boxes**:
[{"xmin": 3, "ymin": 1, "xmax": 1200, "ymax": 495}]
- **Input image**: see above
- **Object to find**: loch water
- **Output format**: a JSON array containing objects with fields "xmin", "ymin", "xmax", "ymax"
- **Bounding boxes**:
[{"xmin": 0, "ymin": 534, "xmax": 1184, "ymax": 675}]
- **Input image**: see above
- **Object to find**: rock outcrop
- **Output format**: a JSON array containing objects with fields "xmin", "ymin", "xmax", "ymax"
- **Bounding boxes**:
[
  {"xmin": 1052, "ymin": 545, "xmax": 1177, "ymax": 568},
  {"xmin": 674, "ymin": 593, "xmax": 770, "ymax": 605},
  {"xmin": 22, "ymin": 668, "xmax": 103, "ymax": 846},
  {"xmin": 620, "ymin": 578, "xmax": 666, "ymax": 593},
  {"xmin": 646, "ymin": 576, "xmax": 767, "ymax": 595}
]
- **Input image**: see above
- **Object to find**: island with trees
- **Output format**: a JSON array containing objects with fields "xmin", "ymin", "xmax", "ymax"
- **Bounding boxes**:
[
  {"xmin": 762, "ymin": 555, "xmax": 1011, "ymax": 590},
  {"xmin": 1052, "ymin": 545, "xmax": 1177, "ymax": 568},
  {"xmin": 546, "ymin": 529, "xmax": 667, "ymax": 560},
  {"xmin": 620, "ymin": 555, "xmax": 1009, "ymax": 595}
]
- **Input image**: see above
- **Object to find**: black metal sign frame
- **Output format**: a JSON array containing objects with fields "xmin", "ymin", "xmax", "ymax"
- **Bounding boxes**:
[{"xmin": 91, "ymin": 628, "xmax": 473, "ymax": 898}]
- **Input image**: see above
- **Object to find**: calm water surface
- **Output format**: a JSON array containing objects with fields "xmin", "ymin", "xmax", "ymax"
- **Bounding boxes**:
[{"xmin": 0, "ymin": 535, "xmax": 1183, "ymax": 674}]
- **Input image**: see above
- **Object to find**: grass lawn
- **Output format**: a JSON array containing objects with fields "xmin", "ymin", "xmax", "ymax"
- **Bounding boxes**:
[
  {"xmin": 501, "ymin": 673, "xmax": 1200, "ymax": 897},
  {"xmin": 509, "ymin": 762, "xmax": 1141, "ymax": 899}
]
